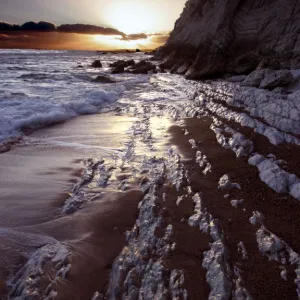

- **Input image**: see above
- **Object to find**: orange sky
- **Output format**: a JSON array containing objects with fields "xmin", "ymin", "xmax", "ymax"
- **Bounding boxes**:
[
  {"xmin": 0, "ymin": 31, "xmax": 169, "ymax": 50},
  {"xmin": 1, "ymin": 0, "xmax": 186, "ymax": 33},
  {"xmin": 0, "ymin": 0, "xmax": 186, "ymax": 50}
]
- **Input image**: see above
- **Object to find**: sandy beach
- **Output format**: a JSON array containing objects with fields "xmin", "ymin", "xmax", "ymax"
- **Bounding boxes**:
[
  {"xmin": 0, "ymin": 106, "xmax": 175, "ymax": 298},
  {"xmin": 0, "ymin": 112, "xmax": 136, "ymax": 295}
]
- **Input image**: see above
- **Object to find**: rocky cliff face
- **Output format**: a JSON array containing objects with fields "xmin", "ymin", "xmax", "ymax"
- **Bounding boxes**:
[{"xmin": 159, "ymin": 0, "xmax": 300, "ymax": 79}]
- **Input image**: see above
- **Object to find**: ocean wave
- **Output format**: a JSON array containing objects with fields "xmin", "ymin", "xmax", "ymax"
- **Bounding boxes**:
[
  {"xmin": 0, "ymin": 85, "xmax": 125, "ymax": 142},
  {"xmin": 0, "ymin": 51, "xmax": 161, "ymax": 144}
]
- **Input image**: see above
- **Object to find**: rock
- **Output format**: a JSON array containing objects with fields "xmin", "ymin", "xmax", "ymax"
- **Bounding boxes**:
[
  {"xmin": 109, "ymin": 59, "xmax": 135, "ymax": 73},
  {"xmin": 92, "ymin": 75, "xmax": 116, "ymax": 83},
  {"xmin": 243, "ymin": 69, "xmax": 295, "ymax": 89},
  {"xmin": 0, "ymin": 143, "xmax": 10, "ymax": 153},
  {"xmin": 91, "ymin": 60, "xmax": 102, "ymax": 68},
  {"xmin": 129, "ymin": 60, "xmax": 157, "ymax": 74},
  {"xmin": 91, "ymin": 292, "xmax": 104, "ymax": 300},
  {"xmin": 290, "ymin": 181, "xmax": 300, "ymax": 200},
  {"xmin": 256, "ymin": 58, "xmax": 281, "ymax": 70},
  {"xmin": 227, "ymin": 75, "xmax": 247, "ymax": 83},
  {"xmin": 249, "ymin": 211, "xmax": 265, "ymax": 225},
  {"xmin": 109, "ymin": 59, "xmax": 135, "ymax": 69},
  {"xmin": 243, "ymin": 70, "xmax": 266, "ymax": 87},
  {"xmin": 111, "ymin": 65, "xmax": 125, "ymax": 74},
  {"xmin": 136, "ymin": 49, "xmax": 141, "ymax": 52},
  {"xmin": 230, "ymin": 199, "xmax": 244, "ymax": 208},
  {"xmin": 259, "ymin": 69, "xmax": 294, "ymax": 89},
  {"xmin": 77, "ymin": 65, "xmax": 84, "ymax": 68},
  {"xmin": 157, "ymin": 0, "xmax": 300, "ymax": 79},
  {"xmin": 0, "ymin": 280, "xmax": 7, "ymax": 295}
]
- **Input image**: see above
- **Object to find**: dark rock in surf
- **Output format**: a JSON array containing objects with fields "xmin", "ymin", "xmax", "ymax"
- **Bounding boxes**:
[
  {"xmin": 129, "ymin": 60, "xmax": 157, "ymax": 74},
  {"xmin": 111, "ymin": 65, "xmax": 125, "ymax": 74},
  {"xmin": 136, "ymin": 49, "xmax": 141, "ymax": 52},
  {"xmin": 109, "ymin": 60, "xmax": 135, "ymax": 68},
  {"xmin": 91, "ymin": 60, "xmax": 102, "ymax": 68},
  {"xmin": 0, "ymin": 143, "xmax": 10, "ymax": 153},
  {"xmin": 93, "ymin": 75, "xmax": 116, "ymax": 83}
]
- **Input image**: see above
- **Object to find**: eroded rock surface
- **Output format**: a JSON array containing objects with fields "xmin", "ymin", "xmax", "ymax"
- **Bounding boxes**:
[{"xmin": 158, "ymin": 0, "xmax": 300, "ymax": 79}]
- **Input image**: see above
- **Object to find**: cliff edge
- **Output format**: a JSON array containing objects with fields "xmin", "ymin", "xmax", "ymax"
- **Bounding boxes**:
[{"xmin": 158, "ymin": 0, "xmax": 300, "ymax": 79}]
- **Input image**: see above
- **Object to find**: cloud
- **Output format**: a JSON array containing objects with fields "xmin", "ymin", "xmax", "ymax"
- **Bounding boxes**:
[
  {"xmin": 118, "ymin": 33, "xmax": 148, "ymax": 41},
  {"xmin": 0, "ymin": 33, "xmax": 33, "ymax": 41},
  {"xmin": 0, "ymin": 21, "xmax": 56, "ymax": 31},
  {"xmin": 57, "ymin": 24, "xmax": 124, "ymax": 36},
  {"xmin": 0, "ymin": 21, "xmax": 170, "ymax": 45},
  {"xmin": 21, "ymin": 21, "xmax": 56, "ymax": 31},
  {"xmin": 0, "ymin": 21, "xmax": 124, "ymax": 36},
  {"xmin": 0, "ymin": 22, "xmax": 21, "ymax": 31}
]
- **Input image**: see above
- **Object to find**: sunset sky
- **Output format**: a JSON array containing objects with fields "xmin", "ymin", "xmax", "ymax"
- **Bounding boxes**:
[{"xmin": 0, "ymin": 0, "xmax": 186, "ymax": 50}]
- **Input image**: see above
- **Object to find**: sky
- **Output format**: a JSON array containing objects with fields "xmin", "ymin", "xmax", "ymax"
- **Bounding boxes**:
[{"xmin": 0, "ymin": 0, "xmax": 186, "ymax": 50}]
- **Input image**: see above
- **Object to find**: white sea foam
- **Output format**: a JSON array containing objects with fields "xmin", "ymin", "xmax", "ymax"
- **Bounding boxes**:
[
  {"xmin": 0, "ymin": 50, "xmax": 190, "ymax": 143},
  {"xmin": 0, "ymin": 51, "xmax": 125, "ymax": 141}
]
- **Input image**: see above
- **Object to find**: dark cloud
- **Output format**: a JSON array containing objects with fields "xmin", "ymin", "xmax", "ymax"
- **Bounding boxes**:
[
  {"xmin": 0, "ymin": 21, "xmax": 124, "ymax": 36},
  {"xmin": 119, "ymin": 33, "xmax": 148, "ymax": 41},
  {"xmin": 21, "ymin": 21, "xmax": 56, "ymax": 31},
  {"xmin": 0, "ymin": 22, "xmax": 21, "ymax": 31},
  {"xmin": 57, "ymin": 24, "xmax": 124, "ymax": 36},
  {"xmin": 0, "ymin": 21, "xmax": 56, "ymax": 31},
  {"xmin": 0, "ymin": 21, "xmax": 169, "ymax": 44}
]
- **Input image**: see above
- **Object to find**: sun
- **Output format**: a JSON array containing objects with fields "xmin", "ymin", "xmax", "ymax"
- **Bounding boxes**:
[{"xmin": 104, "ymin": 1, "xmax": 155, "ymax": 34}]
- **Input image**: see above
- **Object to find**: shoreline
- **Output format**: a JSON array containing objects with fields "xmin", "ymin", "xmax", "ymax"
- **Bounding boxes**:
[
  {"xmin": 0, "ymin": 111, "xmax": 136, "ymax": 298},
  {"xmin": 2, "ymin": 99, "xmax": 300, "ymax": 299}
]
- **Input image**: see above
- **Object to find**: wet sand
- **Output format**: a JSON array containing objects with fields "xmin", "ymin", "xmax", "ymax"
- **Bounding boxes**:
[
  {"xmin": 0, "ymin": 113, "xmax": 134, "ymax": 227},
  {"xmin": 169, "ymin": 116, "xmax": 300, "ymax": 299},
  {"xmin": 0, "ymin": 106, "xmax": 175, "ymax": 299},
  {"xmin": 0, "ymin": 112, "xmax": 135, "ymax": 292}
]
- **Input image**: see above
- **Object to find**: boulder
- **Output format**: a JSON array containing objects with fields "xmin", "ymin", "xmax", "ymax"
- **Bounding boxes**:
[
  {"xmin": 243, "ymin": 70, "xmax": 266, "ymax": 87},
  {"xmin": 256, "ymin": 59, "xmax": 281, "ymax": 70},
  {"xmin": 259, "ymin": 70, "xmax": 294, "ymax": 89},
  {"xmin": 227, "ymin": 75, "xmax": 247, "ymax": 83},
  {"xmin": 109, "ymin": 60, "xmax": 135, "ymax": 68},
  {"xmin": 243, "ymin": 69, "xmax": 295, "ymax": 89},
  {"xmin": 129, "ymin": 60, "xmax": 157, "ymax": 74},
  {"xmin": 136, "ymin": 49, "xmax": 141, "ymax": 52},
  {"xmin": 93, "ymin": 75, "xmax": 116, "ymax": 83},
  {"xmin": 0, "ymin": 143, "xmax": 10, "ymax": 153},
  {"xmin": 111, "ymin": 65, "xmax": 125, "ymax": 74},
  {"xmin": 91, "ymin": 60, "xmax": 102, "ymax": 68},
  {"xmin": 158, "ymin": 67, "xmax": 166, "ymax": 73}
]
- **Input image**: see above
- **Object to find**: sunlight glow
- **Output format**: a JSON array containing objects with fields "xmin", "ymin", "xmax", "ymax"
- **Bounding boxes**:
[
  {"xmin": 92, "ymin": 34, "xmax": 150, "ymax": 50},
  {"xmin": 103, "ymin": 1, "xmax": 156, "ymax": 34}
]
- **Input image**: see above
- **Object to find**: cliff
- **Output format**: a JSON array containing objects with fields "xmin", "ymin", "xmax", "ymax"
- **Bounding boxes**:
[{"xmin": 158, "ymin": 0, "xmax": 300, "ymax": 79}]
